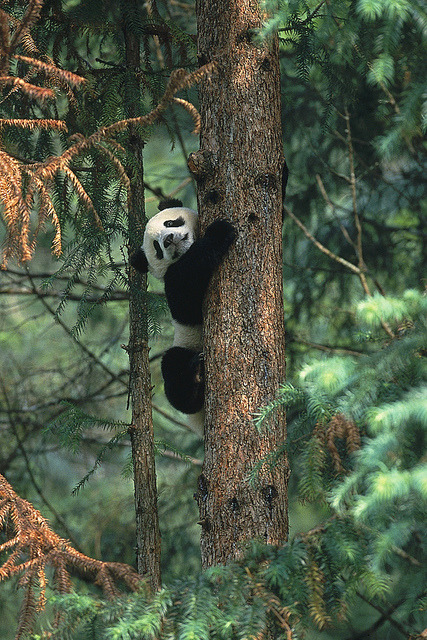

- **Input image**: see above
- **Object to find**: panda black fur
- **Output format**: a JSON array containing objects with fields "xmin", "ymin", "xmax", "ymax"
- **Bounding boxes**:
[{"xmin": 130, "ymin": 199, "xmax": 236, "ymax": 427}]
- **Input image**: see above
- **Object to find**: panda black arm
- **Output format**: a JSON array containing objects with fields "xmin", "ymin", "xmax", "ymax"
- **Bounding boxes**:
[
  {"xmin": 164, "ymin": 219, "xmax": 236, "ymax": 326},
  {"xmin": 202, "ymin": 219, "xmax": 237, "ymax": 263},
  {"xmin": 130, "ymin": 248, "xmax": 149, "ymax": 273}
]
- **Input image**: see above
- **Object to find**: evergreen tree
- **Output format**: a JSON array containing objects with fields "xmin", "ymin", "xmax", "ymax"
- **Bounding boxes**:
[
  {"xmin": 0, "ymin": 0, "xmax": 425, "ymax": 638},
  {"xmin": 192, "ymin": 0, "xmax": 288, "ymax": 568},
  {"xmin": 0, "ymin": 0, "xmax": 205, "ymax": 609}
]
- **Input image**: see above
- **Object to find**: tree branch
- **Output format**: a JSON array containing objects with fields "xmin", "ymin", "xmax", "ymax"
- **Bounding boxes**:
[
  {"xmin": 315, "ymin": 173, "xmax": 357, "ymax": 251},
  {"xmin": 0, "ymin": 285, "xmax": 128, "ymax": 302},
  {"xmin": 349, "ymin": 593, "xmax": 410, "ymax": 639},
  {"xmin": 153, "ymin": 402, "xmax": 202, "ymax": 435},
  {"xmin": 293, "ymin": 336, "xmax": 363, "ymax": 357},
  {"xmin": 283, "ymin": 205, "xmax": 395, "ymax": 339},
  {"xmin": 25, "ymin": 269, "xmax": 128, "ymax": 388},
  {"xmin": 0, "ymin": 379, "xmax": 85, "ymax": 552},
  {"xmin": 283, "ymin": 205, "xmax": 363, "ymax": 275}
]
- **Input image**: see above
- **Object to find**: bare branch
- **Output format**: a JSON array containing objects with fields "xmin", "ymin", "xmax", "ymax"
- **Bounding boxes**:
[
  {"xmin": 153, "ymin": 403, "xmax": 202, "ymax": 435},
  {"xmin": 0, "ymin": 285, "xmax": 128, "ymax": 302},
  {"xmin": 315, "ymin": 174, "xmax": 357, "ymax": 251},
  {"xmin": 293, "ymin": 337, "xmax": 363, "ymax": 357},
  {"xmin": 25, "ymin": 270, "xmax": 128, "ymax": 388},
  {"xmin": 344, "ymin": 109, "xmax": 365, "ymax": 271},
  {"xmin": 145, "ymin": 176, "xmax": 192, "ymax": 204},
  {"xmin": 283, "ymin": 205, "xmax": 363, "ymax": 275}
]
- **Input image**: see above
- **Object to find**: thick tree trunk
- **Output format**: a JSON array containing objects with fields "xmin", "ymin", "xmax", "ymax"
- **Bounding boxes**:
[
  {"xmin": 124, "ymin": 21, "xmax": 161, "ymax": 591},
  {"xmin": 193, "ymin": 0, "xmax": 289, "ymax": 567}
]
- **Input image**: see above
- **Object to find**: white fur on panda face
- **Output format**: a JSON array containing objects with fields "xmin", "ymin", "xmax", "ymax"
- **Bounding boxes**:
[{"xmin": 143, "ymin": 207, "xmax": 198, "ymax": 280}]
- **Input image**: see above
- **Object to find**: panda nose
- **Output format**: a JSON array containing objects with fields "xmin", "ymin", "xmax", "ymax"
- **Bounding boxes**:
[{"xmin": 163, "ymin": 233, "xmax": 174, "ymax": 248}]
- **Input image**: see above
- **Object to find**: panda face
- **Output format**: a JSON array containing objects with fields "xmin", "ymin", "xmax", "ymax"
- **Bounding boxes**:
[{"xmin": 143, "ymin": 207, "xmax": 198, "ymax": 280}]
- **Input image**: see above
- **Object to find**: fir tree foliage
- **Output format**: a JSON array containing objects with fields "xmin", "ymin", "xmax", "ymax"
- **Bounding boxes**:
[
  {"xmin": 41, "ymin": 291, "xmax": 426, "ymax": 638},
  {"xmin": 257, "ymin": 289, "xmax": 426, "ymax": 630},
  {"xmin": 0, "ymin": 0, "xmax": 198, "ymax": 329},
  {"xmin": 262, "ymin": 0, "xmax": 426, "ymax": 155},
  {"xmin": 1, "ymin": 0, "xmax": 426, "ymax": 638},
  {"xmin": 46, "ymin": 403, "xmax": 196, "ymax": 494},
  {"xmin": 46, "ymin": 515, "xmax": 421, "ymax": 639}
]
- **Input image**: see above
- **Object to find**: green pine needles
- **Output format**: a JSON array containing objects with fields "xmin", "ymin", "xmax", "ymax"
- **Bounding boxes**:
[
  {"xmin": 44, "ymin": 289, "xmax": 426, "ymax": 638},
  {"xmin": 260, "ymin": 288, "xmax": 425, "ymax": 633},
  {"xmin": 1, "ymin": 1, "xmax": 425, "ymax": 638},
  {"xmin": 262, "ymin": 0, "xmax": 426, "ymax": 155}
]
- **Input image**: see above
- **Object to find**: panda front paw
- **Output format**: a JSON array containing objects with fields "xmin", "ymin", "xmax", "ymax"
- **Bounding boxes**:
[
  {"xmin": 204, "ymin": 219, "xmax": 237, "ymax": 249},
  {"xmin": 130, "ymin": 247, "xmax": 149, "ymax": 273}
]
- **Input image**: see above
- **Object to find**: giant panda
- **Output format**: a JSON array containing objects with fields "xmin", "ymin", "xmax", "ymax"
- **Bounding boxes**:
[{"xmin": 130, "ymin": 199, "xmax": 236, "ymax": 427}]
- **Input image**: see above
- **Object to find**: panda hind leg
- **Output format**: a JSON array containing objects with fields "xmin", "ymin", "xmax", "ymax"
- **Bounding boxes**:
[{"xmin": 161, "ymin": 346, "xmax": 204, "ymax": 414}]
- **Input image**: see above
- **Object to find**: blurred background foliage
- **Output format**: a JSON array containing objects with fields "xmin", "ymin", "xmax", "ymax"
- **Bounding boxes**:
[{"xmin": 0, "ymin": 0, "xmax": 425, "ymax": 638}]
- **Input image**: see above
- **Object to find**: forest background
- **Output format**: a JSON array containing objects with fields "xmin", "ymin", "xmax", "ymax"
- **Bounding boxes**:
[{"xmin": 0, "ymin": 0, "xmax": 426, "ymax": 639}]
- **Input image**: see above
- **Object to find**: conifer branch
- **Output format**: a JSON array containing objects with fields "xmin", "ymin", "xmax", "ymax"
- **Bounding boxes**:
[
  {"xmin": 172, "ymin": 97, "xmax": 201, "ymax": 134},
  {"xmin": 283, "ymin": 205, "xmax": 396, "ymax": 339},
  {"xmin": 315, "ymin": 173, "xmax": 357, "ymax": 251},
  {"xmin": 304, "ymin": 543, "xmax": 332, "ymax": 629},
  {"xmin": 29, "ymin": 175, "xmax": 63, "ymax": 257},
  {"xmin": 0, "ymin": 0, "xmax": 86, "ymax": 266},
  {"xmin": 0, "ymin": 118, "xmax": 68, "ymax": 130},
  {"xmin": 1, "ymin": 57, "xmax": 213, "ymax": 265},
  {"xmin": 326, "ymin": 414, "xmax": 361, "ymax": 473},
  {"xmin": 0, "ymin": 10, "xmax": 10, "ymax": 55},
  {"xmin": 0, "ymin": 75, "xmax": 55, "ymax": 101},
  {"xmin": 283, "ymin": 205, "xmax": 363, "ymax": 275},
  {"xmin": 245, "ymin": 568, "xmax": 295, "ymax": 639},
  {"xmin": 25, "ymin": 272, "xmax": 128, "ymax": 388},
  {"xmin": 5, "ymin": 410, "xmax": 84, "ymax": 553},
  {"xmin": 94, "ymin": 63, "xmax": 214, "ymax": 138},
  {"xmin": 62, "ymin": 166, "xmax": 104, "ymax": 230},
  {"xmin": 0, "ymin": 473, "xmax": 141, "ymax": 638},
  {"xmin": 9, "ymin": 0, "xmax": 43, "ymax": 50},
  {"xmin": 12, "ymin": 54, "xmax": 86, "ymax": 87}
]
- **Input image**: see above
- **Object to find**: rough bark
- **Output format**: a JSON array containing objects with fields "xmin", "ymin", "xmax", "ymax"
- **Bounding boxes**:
[
  {"xmin": 193, "ymin": 0, "xmax": 289, "ymax": 568},
  {"xmin": 124, "ymin": 21, "xmax": 161, "ymax": 591}
]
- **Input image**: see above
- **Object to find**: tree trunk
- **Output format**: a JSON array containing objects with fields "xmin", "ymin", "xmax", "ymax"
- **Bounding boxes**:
[
  {"xmin": 193, "ymin": 0, "xmax": 289, "ymax": 568},
  {"xmin": 124, "ymin": 20, "xmax": 161, "ymax": 591}
]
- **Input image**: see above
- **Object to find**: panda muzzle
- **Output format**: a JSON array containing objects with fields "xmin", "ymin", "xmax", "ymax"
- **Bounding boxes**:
[
  {"xmin": 164, "ymin": 232, "xmax": 188, "ymax": 248},
  {"xmin": 163, "ymin": 233, "xmax": 175, "ymax": 248}
]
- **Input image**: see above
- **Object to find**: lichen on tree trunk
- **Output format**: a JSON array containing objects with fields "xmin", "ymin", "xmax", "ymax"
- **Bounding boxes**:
[{"xmin": 193, "ymin": 0, "xmax": 289, "ymax": 568}]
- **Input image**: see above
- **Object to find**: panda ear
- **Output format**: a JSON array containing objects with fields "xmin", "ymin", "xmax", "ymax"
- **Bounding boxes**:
[
  {"xmin": 130, "ymin": 248, "xmax": 149, "ymax": 273},
  {"xmin": 158, "ymin": 198, "xmax": 183, "ymax": 211}
]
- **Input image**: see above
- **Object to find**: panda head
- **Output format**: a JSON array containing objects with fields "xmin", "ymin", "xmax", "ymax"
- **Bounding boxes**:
[{"xmin": 131, "ymin": 199, "xmax": 198, "ymax": 280}]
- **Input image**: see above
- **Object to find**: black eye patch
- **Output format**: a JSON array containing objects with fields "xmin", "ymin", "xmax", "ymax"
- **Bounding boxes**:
[
  {"xmin": 153, "ymin": 240, "xmax": 164, "ymax": 260},
  {"xmin": 164, "ymin": 217, "xmax": 185, "ymax": 228}
]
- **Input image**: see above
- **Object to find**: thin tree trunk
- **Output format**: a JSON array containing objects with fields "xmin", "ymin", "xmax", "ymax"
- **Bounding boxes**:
[
  {"xmin": 192, "ymin": 0, "xmax": 289, "ymax": 568},
  {"xmin": 124, "ymin": 19, "xmax": 161, "ymax": 591}
]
